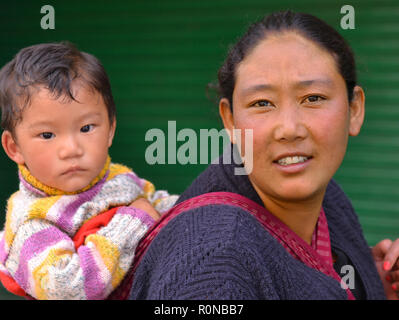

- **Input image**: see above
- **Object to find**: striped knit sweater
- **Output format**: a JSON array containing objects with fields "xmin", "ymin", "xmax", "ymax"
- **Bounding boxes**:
[{"xmin": 0, "ymin": 156, "xmax": 178, "ymax": 300}]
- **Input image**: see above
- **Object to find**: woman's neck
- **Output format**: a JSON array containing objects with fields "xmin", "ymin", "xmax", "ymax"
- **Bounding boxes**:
[{"xmin": 253, "ymin": 186, "xmax": 326, "ymax": 245}]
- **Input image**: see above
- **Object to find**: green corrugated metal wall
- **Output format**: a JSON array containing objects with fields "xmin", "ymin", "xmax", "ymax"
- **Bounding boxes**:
[{"xmin": 0, "ymin": 0, "xmax": 398, "ymax": 299}]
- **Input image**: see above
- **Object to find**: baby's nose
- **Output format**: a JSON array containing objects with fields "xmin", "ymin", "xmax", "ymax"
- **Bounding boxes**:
[{"xmin": 58, "ymin": 135, "xmax": 84, "ymax": 159}]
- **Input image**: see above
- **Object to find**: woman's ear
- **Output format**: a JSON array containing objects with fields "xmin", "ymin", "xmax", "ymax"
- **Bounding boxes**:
[
  {"xmin": 219, "ymin": 98, "xmax": 236, "ymax": 143},
  {"xmin": 108, "ymin": 118, "xmax": 116, "ymax": 147},
  {"xmin": 349, "ymin": 86, "xmax": 365, "ymax": 136},
  {"xmin": 1, "ymin": 130, "xmax": 25, "ymax": 164}
]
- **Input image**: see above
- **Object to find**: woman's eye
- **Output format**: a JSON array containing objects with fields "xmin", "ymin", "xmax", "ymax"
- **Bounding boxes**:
[
  {"xmin": 251, "ymin": 100, "xmax": 273, "ymax": 108},
  {"xmin": 39, "ymin": 132, "xmax": 54, "ymax": 140},
  {"xmin": 304, "ymin": 95, "xmax": 325, "ymax": 103},
  {"xmin": 81, "ymin": 124, "xmax": 94, "ymax": 133}
]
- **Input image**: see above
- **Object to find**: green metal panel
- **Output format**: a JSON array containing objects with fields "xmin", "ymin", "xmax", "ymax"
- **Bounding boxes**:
[{"xmin": 0, "ymin": 0, "xmax": 398, "ymax": 299}]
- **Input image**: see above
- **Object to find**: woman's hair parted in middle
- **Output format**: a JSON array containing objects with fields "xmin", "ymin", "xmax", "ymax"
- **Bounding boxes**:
[{"xmin": 213, "ymin": 10, "xmax": 357, "ymax": 109}]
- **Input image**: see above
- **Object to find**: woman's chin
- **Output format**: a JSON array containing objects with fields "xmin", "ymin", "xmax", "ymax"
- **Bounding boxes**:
[{"xmin": 272, "ymin": 183, "xmax": 325, "ymax": 203}]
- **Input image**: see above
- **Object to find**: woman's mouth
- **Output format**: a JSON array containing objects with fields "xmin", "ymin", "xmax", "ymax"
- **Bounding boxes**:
[
  {"xmin": 276, "ymin": 156, "xmax": 309, "ymax": 166},
  {"xmin": 273, "ymin": 154, "xmax": 313, "ymax": 173}
]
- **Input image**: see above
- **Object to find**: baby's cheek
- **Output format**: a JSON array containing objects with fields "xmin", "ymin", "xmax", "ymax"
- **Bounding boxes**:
[
  {"xmin": 29, "ymin": 150, "xmax": 56, "ymax": 176},
  {"xmin": 87, "ymin": 144, "xmax": 109, "ymax": 173}
]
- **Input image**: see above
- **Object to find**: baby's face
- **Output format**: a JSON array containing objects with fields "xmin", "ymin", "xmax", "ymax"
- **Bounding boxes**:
[{"xmin": 10, "ymin": 85, "xmax": 115, "ymax": 192}]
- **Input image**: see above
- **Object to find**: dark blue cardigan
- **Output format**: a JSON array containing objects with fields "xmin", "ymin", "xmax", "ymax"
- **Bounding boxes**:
[{"xmin": 129, "ymin": 157, "xmax": 386, "ymax": 300}]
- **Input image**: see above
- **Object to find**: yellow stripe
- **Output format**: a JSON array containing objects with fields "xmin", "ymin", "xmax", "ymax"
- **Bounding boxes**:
[
  {"xmin": 107, "ymin": 163, "xmax": 132, "ymax": 181},
  {"xmin": 143, "ymin": 181, "xmax": 155, "ymax": 198},
  {"xmin": 32, "ymin": 248, "xmax": 73, "ymax": 300},
  {"xmin": 18, "ymin": 156, "xmax": 111, "ymax": 196},
  {"xmin": 85, "ymin": 234, "xmax": 125, "ymax": 289},
  {"xmin": 27, "ymin": 196, "xmax": 61, "ymax": 221}
]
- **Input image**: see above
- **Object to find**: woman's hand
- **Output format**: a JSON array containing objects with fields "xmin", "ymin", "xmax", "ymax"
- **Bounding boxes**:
[
  {"xmin": 129, "ymin": 198, "xmax": 161, "ymax": 221},
  {"xmin": 372, "ymin": 239, "xmax": 399, "ymax": 300}
]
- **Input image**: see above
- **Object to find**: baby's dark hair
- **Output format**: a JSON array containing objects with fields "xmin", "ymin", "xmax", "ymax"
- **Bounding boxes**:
[
  {"xmin": 213, "ymin": 10, "xmax": 357, "ymax": 109},
  {"xmin": 0, "ymin": 42, "xmax": 116, "ymax": 134}
]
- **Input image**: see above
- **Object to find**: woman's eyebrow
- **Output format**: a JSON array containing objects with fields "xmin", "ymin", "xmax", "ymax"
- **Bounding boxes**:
[
  {"xmin": 240, "ymin": 78, "xmax": 334, "ymax": 96},
  {"xmin": 295, "ymin": 78, "xmax": 334, "ymax": 88},
  {"xmin": 240, "ymin": 83, "xmax": 275, "ymax": 96}
]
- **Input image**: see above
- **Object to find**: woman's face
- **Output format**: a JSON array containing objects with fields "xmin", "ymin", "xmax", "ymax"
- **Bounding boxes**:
[{"xmin": 220, "ymin": 32, "xmax": 364, "ymax": 206}]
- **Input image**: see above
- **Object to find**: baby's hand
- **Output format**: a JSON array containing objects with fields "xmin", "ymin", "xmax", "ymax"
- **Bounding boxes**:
[{"xmin": 129, "ymin": 198, "xmax": 161, "ymax": 221}]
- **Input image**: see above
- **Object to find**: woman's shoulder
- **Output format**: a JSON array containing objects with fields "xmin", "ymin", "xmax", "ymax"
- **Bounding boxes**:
[
  {"xmin": 144, "ymin": 202, "xmax": 294, "ymax": 281},
  {"xmin": 158, "ymin": 203, "xmax": 276, "ymax": 247},
  {"xmin": 131, "ymin": 204, "xmax": 284, "ymax": 299}
]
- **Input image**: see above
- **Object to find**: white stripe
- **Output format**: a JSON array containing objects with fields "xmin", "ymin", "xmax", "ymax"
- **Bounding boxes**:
[
  {"xmin": 46, "ymin": 195, "xmax": 79, "ymax": 229},
  {"xmin": 70, "ymin": 175, "xmax": 142, "ymax": 233},
  {"xmin": 86, "ymin": 241, "xmax": 113, "ymax": 295},
  {"xmin": 6, "ymin": 220, "xmax": 50, "ymax": 276}
]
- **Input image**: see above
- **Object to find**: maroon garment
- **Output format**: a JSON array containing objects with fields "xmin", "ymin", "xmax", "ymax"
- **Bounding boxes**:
[{"xmin": 124, "ymin": 192, "xmax": 355, "ymax": 300}]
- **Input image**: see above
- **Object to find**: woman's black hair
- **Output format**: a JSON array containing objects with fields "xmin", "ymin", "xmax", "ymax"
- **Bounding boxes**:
[{"xmin": 214, "ymin": 10, "xmax": 357, "ymax": 109}]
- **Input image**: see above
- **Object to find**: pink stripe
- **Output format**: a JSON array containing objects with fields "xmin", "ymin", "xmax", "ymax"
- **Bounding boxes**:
[
  {"xmin": 19, "ymin": 172, "xmax": 47, "ymax": 197},
  {"xmin": 0, "ymin": 236, "xmax": 7, "ymax": 263},
  {"xmin": 318, "ymin": 251, "xmax": 330, "ymax": 257},
  {"xmin": 14, "ymin": 227, "xmax": 70, "ymax": 290},
  {"xmin": 57, "ymin": 173, "xmax": 108, "ymax": 233},
  {"xmin": 317, "ymin": 234, "xmax": 329, "ymax": 241},
  {"xmin": 116, "ymin": 207, "xmax": 155, "ymax": 228},
  {"xmin": 77, "ymin": 245, "xmax": 106, "ymax": 300},
  {"xmin": 127, "ymin": 173, "xmax": 144, "ymax": 188},
  {"xmin": 317, "ymin": 242, "xmax": 330, "ymax": 248},
  {"xmin": 317, "ymin": 237, "xmax": 330, "ymax": 244}
]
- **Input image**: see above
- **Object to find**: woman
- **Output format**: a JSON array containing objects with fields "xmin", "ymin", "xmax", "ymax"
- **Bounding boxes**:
[{"xmin": 129, "ymin": 11, "xmax": 399, "ymax": 299}]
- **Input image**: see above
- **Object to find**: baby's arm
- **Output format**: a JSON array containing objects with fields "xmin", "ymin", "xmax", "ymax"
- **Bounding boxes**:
[
  {"xmin": 4, "ymin": 206, "xmax": 154, "ymax": 300},
  {"xmin": 129, "ymin": 198, "xmax": 161, "ymax": 221},
  {"xmin": 138, "ymin": 178, "xmax": 179, "ymax": 215}
]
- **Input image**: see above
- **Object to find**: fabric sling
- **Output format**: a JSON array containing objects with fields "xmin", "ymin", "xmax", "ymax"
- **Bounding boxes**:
[{"xmin": 111, "ymin": 191, "xmax": 355, "ymax": 300}]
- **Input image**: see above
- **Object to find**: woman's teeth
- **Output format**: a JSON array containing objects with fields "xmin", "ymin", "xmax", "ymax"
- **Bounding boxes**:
[{"xmin": 277, "ymin": 156, "xmax": 308, "ymax": 165}]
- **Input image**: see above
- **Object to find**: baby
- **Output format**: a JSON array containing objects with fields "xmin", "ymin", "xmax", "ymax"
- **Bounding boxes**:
[{"xmin": 0, "ymin": 42, "xmax": 177, "ymax": 299}]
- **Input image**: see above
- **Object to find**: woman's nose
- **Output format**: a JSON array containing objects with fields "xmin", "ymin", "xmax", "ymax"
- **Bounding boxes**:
[
  {"xmin": 58, "ymin": 135, "xmax": 84, "ymax": 159},
  {"xmin": 272, "ymin": 105, "xmax": 308, "ymax": 142}
]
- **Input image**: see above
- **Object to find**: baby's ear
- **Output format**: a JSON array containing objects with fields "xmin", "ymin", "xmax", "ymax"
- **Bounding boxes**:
[
  {"xmin": 108, "ymin": 118, "xmax": 116, "ymax": 147},
  {"xmin": 1, "ymin": 130, "xmax": 25, "ymax": 164}
]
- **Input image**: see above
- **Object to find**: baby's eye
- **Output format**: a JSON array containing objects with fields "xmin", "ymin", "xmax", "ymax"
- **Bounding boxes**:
[
  {"xmin": 81, "ymin": 124, "xmax": 94, "ymax": 133},
  {"xmin": 304, "ymin": 95, "xmax": 325, "ymax": 103},
  {"xmin": 251, "ymin": 100, "xmax": 273, "ymax": 108},
  {"xmin": 39, "ymin": 132, "xmax": 54, "ymax": 140}
]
